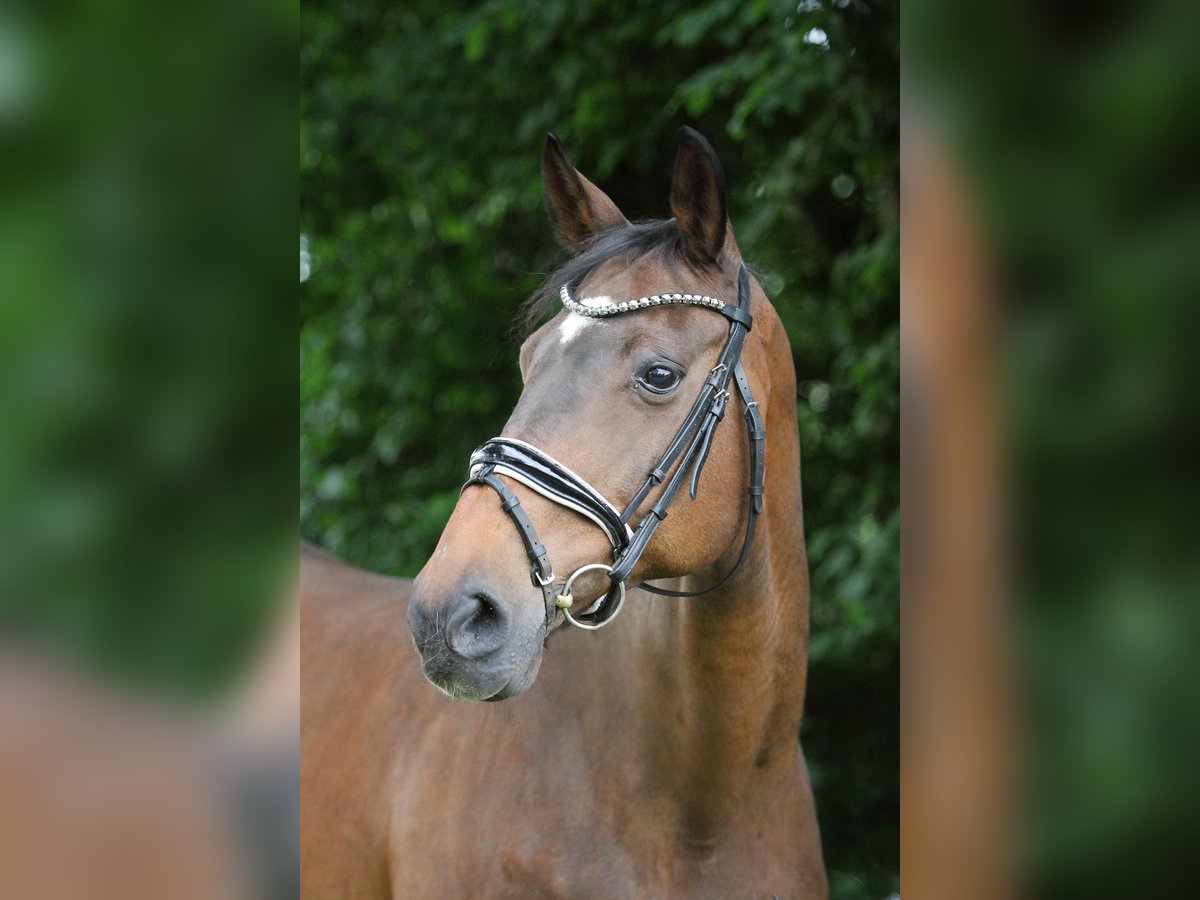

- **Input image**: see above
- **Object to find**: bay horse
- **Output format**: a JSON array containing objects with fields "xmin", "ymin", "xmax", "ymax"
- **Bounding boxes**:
[{"xmin": 301, "ymin": 128, "xmax": 826, "ymax": 897}]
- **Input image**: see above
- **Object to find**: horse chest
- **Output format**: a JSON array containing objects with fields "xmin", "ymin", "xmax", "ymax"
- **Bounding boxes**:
[
  {"xmin": 384, "ymin": 657, "xmax": 806, "ymax": 897},
  {"xmin": 434, "ymin": 834, "xmax": 801, "ymax": 900},
  {"xmin": 387, "ymin": 766, "xmax": 803, "ymax": 899},
  {"xmin": 390, "ymin": 825, "xmax": 761, "ymax": 900}
]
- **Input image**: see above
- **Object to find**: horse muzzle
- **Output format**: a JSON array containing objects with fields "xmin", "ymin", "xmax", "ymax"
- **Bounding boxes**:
[{"xmin": 407, "ymin": 578, "xmax": 545, "ymax": 701}]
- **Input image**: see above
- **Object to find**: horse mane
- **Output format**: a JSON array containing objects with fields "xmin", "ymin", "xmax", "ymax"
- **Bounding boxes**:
[{"xmin": 518, "ymin": 218, "xmax": 718, "ymax": 337}]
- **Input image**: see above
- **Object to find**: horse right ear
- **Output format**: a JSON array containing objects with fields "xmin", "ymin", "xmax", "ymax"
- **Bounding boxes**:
[
  {"xmin": 541, "ymin": 133, "xmax": 629, "ymax": 252},
  {"xmin": 669, "ymin": 127, "xmax": 729, "ymax": 265}
]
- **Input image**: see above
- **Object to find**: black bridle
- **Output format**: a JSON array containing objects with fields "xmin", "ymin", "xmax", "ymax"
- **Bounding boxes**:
[{"xmin": 463, "ymin": 262, "xmax": 765, "ymax": 630}]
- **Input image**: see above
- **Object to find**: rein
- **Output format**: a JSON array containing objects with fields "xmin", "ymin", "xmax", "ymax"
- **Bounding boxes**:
[{"xmin": 464, "ymin": 262, "xmax": 765, "ymax": 630}]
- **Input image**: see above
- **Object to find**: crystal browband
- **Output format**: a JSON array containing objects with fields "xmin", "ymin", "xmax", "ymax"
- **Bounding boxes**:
[{"xmin": 559, "ymin": 284, "xmax": 730, "ymax": 318}]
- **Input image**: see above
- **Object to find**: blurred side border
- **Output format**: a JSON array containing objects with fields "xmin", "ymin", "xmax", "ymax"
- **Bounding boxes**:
[{"xmin": 903, "ymin": 0, "xmax": 1200, "ymax": 897}]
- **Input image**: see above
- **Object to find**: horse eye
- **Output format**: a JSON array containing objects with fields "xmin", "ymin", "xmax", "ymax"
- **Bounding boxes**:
[{"xmin": 641, "ymin": 365, "xmax": 681, "ymax": 393}]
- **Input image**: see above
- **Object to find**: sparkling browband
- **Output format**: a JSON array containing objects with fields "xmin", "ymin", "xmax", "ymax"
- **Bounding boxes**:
[{"xmin": 560, "ymin": 284, "xmax": 729, "ymax": 318}]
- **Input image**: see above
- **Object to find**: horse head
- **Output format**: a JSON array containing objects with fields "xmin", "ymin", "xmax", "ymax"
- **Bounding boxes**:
[{"xmin": 408, "ymin": 128, "xmax": 786, "ymax": 701}]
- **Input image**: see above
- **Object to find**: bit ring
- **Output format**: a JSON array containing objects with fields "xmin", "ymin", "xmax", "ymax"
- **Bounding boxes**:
[{"xmin": 556, "ymin": 563, "xmax": 626, "ymax": 631}]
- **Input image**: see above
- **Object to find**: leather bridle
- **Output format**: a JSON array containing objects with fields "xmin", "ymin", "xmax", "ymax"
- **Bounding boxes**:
[{"xmin": 464, "ymin": 262, "xmax": 765, "ymax": 630}]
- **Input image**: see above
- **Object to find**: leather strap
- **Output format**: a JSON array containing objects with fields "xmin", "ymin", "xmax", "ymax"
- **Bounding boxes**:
[
  {"xmin": 463, "ymin": 467, "xmax": 555, "ymax": 589},
  {"xmin": 639, "ymin": 359, "xmax": 764, "ymax": 598},
  {"xmin": 619, "ymin": 364, "xmax": 729, "ymax": 522},
  {"xmin": 736, "ymin": 361, "xmax": 766, "ymax": 515}
]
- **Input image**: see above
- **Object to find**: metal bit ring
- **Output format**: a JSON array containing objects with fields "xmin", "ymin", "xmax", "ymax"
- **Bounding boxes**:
[{"xmin": 556, "ymin": 563, "xmax": 626, "ymax": 631}]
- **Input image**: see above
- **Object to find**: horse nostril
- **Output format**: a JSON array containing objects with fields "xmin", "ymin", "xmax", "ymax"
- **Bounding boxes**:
[
  {"xmin": 445, "ymin": 591, "xmax": 510, "ymax": 659},
  {"xmin": 474, "ymin": 594, "xmax": 500, "ymax": 627}
]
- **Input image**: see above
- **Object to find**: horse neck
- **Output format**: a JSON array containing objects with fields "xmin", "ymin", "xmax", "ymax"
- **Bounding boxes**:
[{"xmin": 597, "ymin": 346, "xmax": 810, "ymax": 841}]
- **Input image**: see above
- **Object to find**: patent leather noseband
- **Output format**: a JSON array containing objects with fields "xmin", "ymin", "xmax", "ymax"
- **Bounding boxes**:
[{"xmin": 464, "ymin": 263, "xmax": 765, "ymax": 629}]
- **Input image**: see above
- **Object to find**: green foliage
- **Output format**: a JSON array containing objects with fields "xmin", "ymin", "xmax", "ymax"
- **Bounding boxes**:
[
  {"xmin": 301, "ymin": 1, "xmax": 896, "ymax": 895},
  {"xmin": 0, "ymin": 3, "xmax": 296, "ymax": 702}
]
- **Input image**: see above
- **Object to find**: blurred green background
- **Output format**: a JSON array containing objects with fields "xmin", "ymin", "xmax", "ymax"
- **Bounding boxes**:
[
  {"xmin": 0, "ymin": 4, "xmax": 295, "ymax": 701},
  {"xmin": 301, "ymin": 1, "xmax": 898, "ymax": 896},
  {"xmin": 907, "ymin": 1, "xmax": 1200, "ymax": 897}
]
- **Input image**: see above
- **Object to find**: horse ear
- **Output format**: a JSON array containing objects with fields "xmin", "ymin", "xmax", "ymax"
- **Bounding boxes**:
[
  {"xmin": 541, "ymin": 133, "xmax": 629, "ymax": 252},
  {"xmin": 669, "ymin": 127, "xmax": 729, "ymax": 265}
]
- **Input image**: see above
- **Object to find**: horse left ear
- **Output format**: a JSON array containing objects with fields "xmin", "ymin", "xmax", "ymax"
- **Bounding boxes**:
[
  {"xmin": 669, "ymin": 127, "xmax": 731, "ymax": 265},
  {"xmin": 541, "ymin": 133, "xmax": 629, "ymax": 252}
]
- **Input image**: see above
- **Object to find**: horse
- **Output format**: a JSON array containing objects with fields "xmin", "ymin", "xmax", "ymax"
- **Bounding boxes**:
[{"xmin": 301, "ymin": 128, "xmax": 826, "ymax": 898}]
